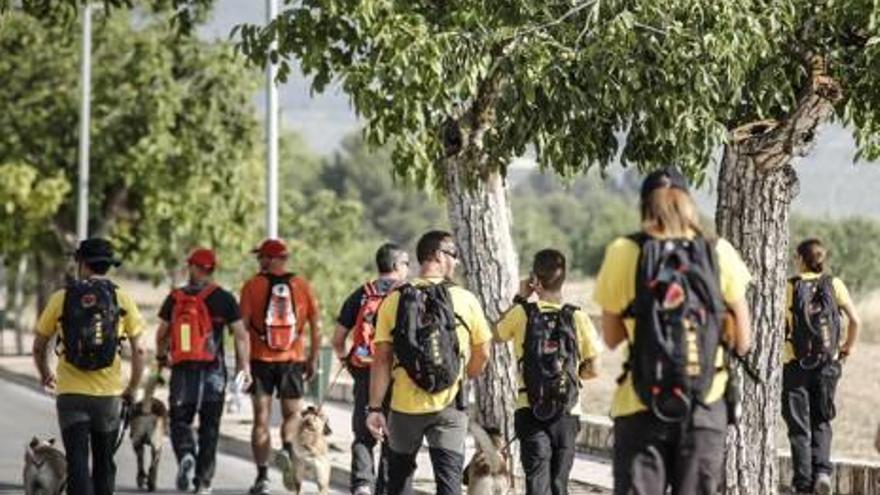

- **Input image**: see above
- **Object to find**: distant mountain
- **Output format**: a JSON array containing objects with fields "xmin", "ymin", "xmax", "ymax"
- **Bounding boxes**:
[{"xmin": 204, "ymin": 2, "xmax": 880, "ymax": 219}]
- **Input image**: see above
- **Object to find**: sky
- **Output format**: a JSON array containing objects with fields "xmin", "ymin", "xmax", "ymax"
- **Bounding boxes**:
[{"xmin": 201, "ymin": 1, "xmax": 880, "ymax": 219}]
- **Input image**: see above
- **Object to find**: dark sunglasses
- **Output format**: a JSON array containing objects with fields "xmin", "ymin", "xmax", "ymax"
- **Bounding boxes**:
[{"xmin": 440, "ymin": 248, "xmax": 459, "ymax": 260}]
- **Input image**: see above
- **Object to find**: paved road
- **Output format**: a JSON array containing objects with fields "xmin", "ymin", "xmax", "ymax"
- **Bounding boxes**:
[{"xmin": 0, "ymin": 379, "xmax": 345, "ymax": 494}]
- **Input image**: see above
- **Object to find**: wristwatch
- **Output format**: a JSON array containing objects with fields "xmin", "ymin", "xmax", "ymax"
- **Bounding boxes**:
[{"xmin": 366, "ymin": 406, "xmax": 383, "ymax": 414}]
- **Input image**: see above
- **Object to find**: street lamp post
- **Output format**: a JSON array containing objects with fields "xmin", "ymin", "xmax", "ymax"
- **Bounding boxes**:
[
  {"xmin": 266, "ymin": 0, "xmax": 279, "ymax": 239},
  {"xmin": 77, "ymin": 2, "xmax": 92, "ymax": 242}
]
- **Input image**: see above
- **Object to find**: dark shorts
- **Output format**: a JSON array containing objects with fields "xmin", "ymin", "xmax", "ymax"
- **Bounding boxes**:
[{"xmin": 249, "ymin": 361, "xmax": 305, "ymax": 399}]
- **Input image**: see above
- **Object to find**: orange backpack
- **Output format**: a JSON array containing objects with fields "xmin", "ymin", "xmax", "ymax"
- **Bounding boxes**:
[
  {"xmin": 169, "ymin": 284, "xmax": 218, "ymax": 365},
  {"xmin": 262, "ymin": 273, "xmax": 298, "ymax": 351},
  {"xmin": 348, "ymin": 281, "xmax": 389, "ymax": 368}
]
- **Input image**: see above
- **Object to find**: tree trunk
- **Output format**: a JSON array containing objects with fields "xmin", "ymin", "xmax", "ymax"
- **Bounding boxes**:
[
  {"xmin": 716, "ymin": 147, "xmax": 798, "ymax": 495},
  {"xmin": 444, "ymin": 157, "xmax": 520, "ymax": 441},
  {"xmin": 716, "ymin": 57, "xmax": 840, "ymax": 494}
]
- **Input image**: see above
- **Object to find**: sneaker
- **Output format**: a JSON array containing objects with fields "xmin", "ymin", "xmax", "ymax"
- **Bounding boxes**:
[
  {"xmin": 176, "ymin": 453, "xmax": 195, "ymax": 492},
  {"xmin": 274, "ymin": 449, "xmax": 296, "ymax": 491},
  {"xmin": 194, "ymin": 479, "xmax": 212, "ymax": 494},
  {"xmin": 248, "ymin": 476, "xmax": 270, "ymax": 495},
  {"xmin": 815, "ymin": 473, "xmax": 833, "ymax": 495}
]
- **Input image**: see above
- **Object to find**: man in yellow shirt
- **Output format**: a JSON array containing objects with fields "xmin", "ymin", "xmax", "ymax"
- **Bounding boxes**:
[
  {"xmin": 365, "ymin": 230, "xmax": 492, "ymax": 495},
  {"xmin": 593, "ymin": 168, "xmax": 752, "ymax": 495},
  {"xmin": 495, "ymin": 249, "xmax": 601, "ymax": 495},
  {"xmin": 32, "ymin": 238, "xmax": 146, "ymax": 495}
]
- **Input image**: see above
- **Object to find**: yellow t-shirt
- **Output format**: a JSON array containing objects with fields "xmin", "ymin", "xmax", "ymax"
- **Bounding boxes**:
[
  {"xmin": 495, "ymin": 300, "xmax": 601, "ymax": 415},
  {"xmin": 593, "ymin": 236, "xmax": 752, "ymax": 418},
  {"xmin": 373, "ymin": 277, "xmax": 492, "ymax": 414},
  {"xmin": 782, "ymin": 272, "xmax": 852, "ymax": 364},
  {"xmin": 36, "ymin": 282, "xmax": 145, "ymax": 396}
]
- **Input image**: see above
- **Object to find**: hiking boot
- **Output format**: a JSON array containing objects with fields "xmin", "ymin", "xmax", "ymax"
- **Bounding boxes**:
[
  {"xmin": 274, "ymin": 449, "xmax": 296, "ymax": 491},
  {"xmin": 176, "ymin": 453, "xmax": 195, "ymax": 492},
  {"xmin": 815, "ymin": 473, "xmax": 833, "ymax": 495},
  {"xmin": 248, "ymin": 476, "xmax": 270, "ymax": 495}
]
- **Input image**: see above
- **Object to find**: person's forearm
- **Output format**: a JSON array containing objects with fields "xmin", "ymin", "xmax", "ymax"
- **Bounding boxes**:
[
  {"xmin": 155, "ymin": 325, "xmax": 169, "ymax": 357},
  {"xmin": 32, "ymin": 339, "xmax": 51, "ymax": 381},
  {"xmin": 234, "ymin": 330, "xmax": 251, "ymax": 372},
  {"xmin": 845, "ymin": 320, "xmax": 860, "ymax": 351},
  {"xmin": 128, "ymin": 342, "xmax": 146, "ymax": 392},
  {"xmin": 369, "ymin": 348, "xmax": 392, "ymax": 408},
  {"xmin": 331, "ymin": 324, "xmax": 348, "ymax": 358},
  {"xmin": 466, "ymin": 343, "xmax": 490, "ymax": 379}
]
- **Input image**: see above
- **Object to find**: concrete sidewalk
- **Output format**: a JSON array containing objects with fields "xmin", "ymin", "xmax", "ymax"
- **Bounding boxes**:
[{"xmin": 0, "ymin": 347, "xmax": 611, "ymax": 494}]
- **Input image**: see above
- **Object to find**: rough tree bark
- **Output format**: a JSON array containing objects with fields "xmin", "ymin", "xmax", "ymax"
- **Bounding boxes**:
[
  {"xmin": 717, "ymin": 57, "xmax": 841, "ymax": 495},
  {"xmin": 441, "ymin": 71, "xmax": 520, "ymax": 451}
]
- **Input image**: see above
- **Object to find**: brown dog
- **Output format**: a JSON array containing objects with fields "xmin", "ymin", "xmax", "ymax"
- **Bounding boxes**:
[
  {"xmin": 288, "ymin": 405, "xmax": 332, "ymax": 495},
  {"xmin": 129, "ymin": 370, "xmax": 168, "ymax": 492},
  {"xmin": 464, "ymin": 422, "xmax": 511, "ymax": 495},
  {"xmin": 23, "ymin": 436, "xmax": 67, "ymax": 495}
]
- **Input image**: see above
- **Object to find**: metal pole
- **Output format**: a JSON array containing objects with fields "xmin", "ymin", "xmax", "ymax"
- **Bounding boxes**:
[
  {"xmin": 266, "ymin": 0, "xmax": 279, "ymax": 239},
  {"xmin": 77, "ymin": 2, "xmax": 92, "ymax": 242}
]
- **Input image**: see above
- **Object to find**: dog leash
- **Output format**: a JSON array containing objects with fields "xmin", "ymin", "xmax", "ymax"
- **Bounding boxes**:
[
  {"xmin": 114, "ymin": 398, "xmax": 132, "ymax": 454},
  {"xmin": 316, "ymin": 364, "xmax": 347, "ymax": 412}
]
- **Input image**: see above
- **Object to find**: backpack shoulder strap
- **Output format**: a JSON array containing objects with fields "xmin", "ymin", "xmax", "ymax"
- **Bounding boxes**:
[
  {"xmin": 197, "ymin": 283, "xmax": 219, "ymax": 300},
  {"xmin": 627, "ymin": 231, "xmax": 649, "ymax": 248}
]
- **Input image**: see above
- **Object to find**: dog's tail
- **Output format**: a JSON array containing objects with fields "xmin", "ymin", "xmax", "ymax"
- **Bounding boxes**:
[{"xmin": 468, "ymin": 420, "xmax": 506, "ymax": 473}]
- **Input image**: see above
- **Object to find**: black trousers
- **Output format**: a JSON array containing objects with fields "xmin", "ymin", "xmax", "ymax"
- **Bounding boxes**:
[
  {"xmin": 169, "ymin": 400, "xmax": 224, "ymax": 486},
  {"xmin": 612, "ymin": 400, "xmax": 727, "ymax": 495},
  {"xmin": 350, "ymin": 367, "xmax": 390, "ymax": 493},
  {"xmin": 782, "ymin": 362, "xmax": 833, "ymax": 492},
  {"xmin": 514, "ymin": 408, "xmax": 579, "ymax": 495},
  {"xmin": 57, "ymin": 395, "xmax": 121, "ymax": 495}
]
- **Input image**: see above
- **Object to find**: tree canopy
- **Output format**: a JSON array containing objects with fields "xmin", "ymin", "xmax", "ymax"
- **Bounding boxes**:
[{"xmin": 0, "ymin": 10, "xmax": 262, "ymax": 275}]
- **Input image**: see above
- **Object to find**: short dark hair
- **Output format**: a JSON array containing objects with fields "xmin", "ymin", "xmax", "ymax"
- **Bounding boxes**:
[
  {"xmin": 416, "ymin": 230, "xmax": 453, "ymax": 264},
  {"xmin": 532, "ymin": 249, "xmax": 566, "ymax": 292},
  {"xmin": 84, "ymin": 260, "xmax": 112, "ymax": 275},
  {"xmin": 376, "ymin": 242, "xmax": 405, "ymax": 273},
  {"xmin": 797, "ymin": 238, "xmax": 828, "ymax": 273}
]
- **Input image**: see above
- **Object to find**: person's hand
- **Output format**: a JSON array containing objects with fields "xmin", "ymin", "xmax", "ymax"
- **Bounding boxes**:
[
  {"xmin": 303, "ymin": 359, "xmax": 317, "ymax": 382},
  {"xmin": 366, "ymin": 411, "xmax": 387, "ymax": 442},
  {"xmin": 518, "ymin": 277, "xmax": 536, "ymax": 299},
  {"xmin": 839, "ymin": 344, "xmax": 853, "ymax": 360},
  {"xmin": 236, "ymin": 368, "xmax": 253, "ymax": 391},
  {"xmin": 155, "ymin": 354, "xmax": 169, "ymax": 369},
  {"xmin": 41, "ymin": 373, "xmax": 57, "ymax": 394},
  {"xmin": 121, "ymin": 385, "xmax": 136, "ymax": 404}
]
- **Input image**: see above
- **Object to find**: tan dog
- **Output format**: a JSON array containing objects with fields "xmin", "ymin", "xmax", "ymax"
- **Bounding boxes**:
[
  {"xmin": 291, "ymin": 405, "xmax": 332, "ymax": 495},
  {"xmin": 23, "ymin": 437, "xmax": 67, "ymax": 495},
  {"xmin": 129, "ymin": 370, "xmax": 168, "ymax": 492},
  {"xmin": 464, "ymin": 422, "xmax": 511, "ymax": 495}
]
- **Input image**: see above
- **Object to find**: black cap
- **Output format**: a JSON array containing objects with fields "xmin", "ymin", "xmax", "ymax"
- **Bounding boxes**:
[
  {"xmin": 640, "ymin": 167, "xmax": 689, "ymax": 199},
  {"xmin": 74, "ymin": 238, "xmax": 121, "ymax": 266}
]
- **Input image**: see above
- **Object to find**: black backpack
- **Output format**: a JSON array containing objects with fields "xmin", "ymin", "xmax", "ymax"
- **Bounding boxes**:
[
  {"xmin": 790, "ymin": 275, "xmax": 842, "ymax": 369},
  {"xmin": 626, "ymin": 233, "xmax": 724, "ymax": 423},
  {"xmin": 520, "ymin": 303, "xmax": 581, "ymax": 421},
  {"xmin": 60, "ymin": 279, "xmax": 123, "ymax": 371},
  {"xmin": 392, "ymin": 282, "xmax": 462, "ymax": 394}
]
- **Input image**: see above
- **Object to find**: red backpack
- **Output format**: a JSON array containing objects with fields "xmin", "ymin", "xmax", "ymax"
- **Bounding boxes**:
[
  {"xmin": 348, "ymin": 281, "xmax": 390, "ymax": 368},
  {"xmin": 169, "ymin": 284, "xmax": 219, "ymax": 365}
]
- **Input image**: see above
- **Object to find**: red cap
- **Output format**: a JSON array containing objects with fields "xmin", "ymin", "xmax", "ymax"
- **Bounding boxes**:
[
  {"xmin": 252, "ymin": 238, "xmax": 289, "ymax": 258},
  {"xmin": 187, "ymin": 248, "xmax": 217, "ymax": 270}
]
